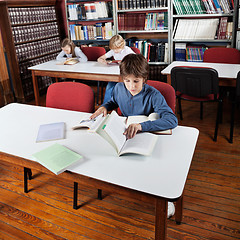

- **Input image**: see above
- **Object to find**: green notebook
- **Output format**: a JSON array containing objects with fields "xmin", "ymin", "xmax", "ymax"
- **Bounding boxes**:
[{"xmin": 33, "ymin": 143, "xmax": 83, "ymax": 175}]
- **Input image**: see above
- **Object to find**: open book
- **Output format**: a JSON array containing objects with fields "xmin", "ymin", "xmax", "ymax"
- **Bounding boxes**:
[
  {"xmin": 56, "ymin": 58, "xmax": 79, "ymax": 65},
  {"xmin": 106, "ymin": 60, "xmax": 121, "ymax": 65},
  {"xmin": 73, "ymin": 111, "xmax": 158, "ymax": 156},
  {"xmin": 126, "ymin": 113, "xmax": 172, "ymax": 135}
]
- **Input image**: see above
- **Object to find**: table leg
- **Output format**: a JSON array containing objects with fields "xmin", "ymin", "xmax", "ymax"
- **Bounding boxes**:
[
  {"xmin": 32, "ymin": 71, "xmax": 40, "ymax": 106},
  {"xmin": 167, "ymin": 75, "xmax": 171, "ymax": 85},
  {"xmin": 73, "ymin": 182, "xmax": 78, "ymax": 210},
  {"xmin": 175, "ymin": 195, "xmax": 183, "ymax": 224},
  {"xmin": 24, "ymin": 167, "xmax": 29, "ymax": 193},
  {"xmin": 55, "ymin": 77, "xmax": 58, "ymax": 83},
  {"xmin": 155, "ymin": 198, "xmax": 167, "ymax": 240}
]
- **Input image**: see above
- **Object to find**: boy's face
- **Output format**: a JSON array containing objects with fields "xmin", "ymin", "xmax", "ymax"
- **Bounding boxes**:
[
  {"xmin": 62, "ymin": 45, "xmax": 71, "ymax": 55},
  {"xmin": 123, "ymin": 75, "xmax": 144, "ymax": 96}
]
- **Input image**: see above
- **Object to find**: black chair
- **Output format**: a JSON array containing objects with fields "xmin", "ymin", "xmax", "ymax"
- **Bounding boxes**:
[
  {"xmin": 229, "ymin": 72, "xmax": 240, "ymax": 143},
  {"xmin": 171, "ymin": 66, "xmax": 222, "ymax": 141}
]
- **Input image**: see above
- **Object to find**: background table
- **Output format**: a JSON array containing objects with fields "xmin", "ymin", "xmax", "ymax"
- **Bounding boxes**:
[
  {"xmin": 28, "ymin": 60, "xmax": 120, "ymax": 105},
  {"xmin": 161, "ymin": 61, "xmax": 240, "ymax": 87},
  {"xmin": 0, "ymin": 103, "xmax": 199, "ymax": 239}
]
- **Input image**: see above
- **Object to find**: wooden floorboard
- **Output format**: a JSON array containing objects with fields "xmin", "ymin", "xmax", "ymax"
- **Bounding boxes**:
[{"xmin": 0, "ymin": 85, "xmax": 239, "ymax": 239}]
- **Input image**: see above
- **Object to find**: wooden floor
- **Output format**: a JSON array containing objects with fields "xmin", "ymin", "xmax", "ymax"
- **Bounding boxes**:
[{"xmin": 0, "ymin": 86, "xmax": 239, "ymax": 240}]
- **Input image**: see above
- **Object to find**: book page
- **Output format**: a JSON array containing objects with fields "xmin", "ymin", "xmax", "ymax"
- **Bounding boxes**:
[
  {"xmin": 36, "ymin": 122, "xmax": 65, "ymax": 142},
  {"xmin": 120, "ymin": 132, "xmax": 158, "ymax": 156},
  {"xmin": 72, "ymin": 114, "xmax": 105, "ymax": 131},
  {"xmin": 104, "ymin": 111, "xmax": 127, "ymax": 153},
  {"xmin": 33, "ymin": 143, "xmax": 83, "ymax": 175}
]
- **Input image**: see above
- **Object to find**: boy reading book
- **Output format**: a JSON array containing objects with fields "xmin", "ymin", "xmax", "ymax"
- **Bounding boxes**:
[
  {"xmin": 91, "ymin": 53, "xmax": 178, "ymax": 140},
  {"xmin": 90, "ymin": 53, "xmax": 178, "ymax": 218},
  {"xmin": 97, "ymin": 35, "xmax": 135, "ymax": 103},
  {"xmin": 56, "ymin": 38, "xmax": 88, "ymax": 63}
]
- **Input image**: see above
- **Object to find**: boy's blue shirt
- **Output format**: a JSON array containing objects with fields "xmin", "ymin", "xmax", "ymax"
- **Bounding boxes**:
[{"xmin": 102, "ymin": 82, "xmax": 178, "ymax": 132}]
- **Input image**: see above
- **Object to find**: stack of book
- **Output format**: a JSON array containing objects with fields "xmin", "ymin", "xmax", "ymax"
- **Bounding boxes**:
[
  {"xmin": 173, "ymin": 18, "xmax": 219, "ymax": 40},
  {"xmin": 186, "ymin": 45, "xmax": 207, "ymax": 62},
  {"xmin": 67, "ymin": 2, "xmax": 112, "ymax": 21},
  {"xmin": 172, "ymin": 0, "xmax": 234, "ymax": 15},
  {"xmin": 118, "ymin": 12, "xmax": 168, "ymax": 31},
  {"xmin": 117, "ymin": 0, "xmax": 168, "ymax": 10},
  {"xmin": 69, "ymin": 22, "xmax": 113, "ymax": 40}
]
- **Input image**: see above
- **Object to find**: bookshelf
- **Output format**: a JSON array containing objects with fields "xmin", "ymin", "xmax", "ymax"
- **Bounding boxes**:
[
  {"xmin": 0, "ymin": 0, "xmax": 66, "ymax": 102},
  {"xmin": 66, "ymin": 0, "xmax": 116, "ymax": 46},
  {"xmin": 115, "ymin": 0, "xmax": 171, "ymax": 65},
  {"xmin": 170, "ymin": 0, "xmax": 236, "ymax": 62}
]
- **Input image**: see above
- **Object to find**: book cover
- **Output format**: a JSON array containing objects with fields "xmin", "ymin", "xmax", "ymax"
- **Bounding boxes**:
[
  {"xmin": 33, "ymin": 143, "xmax": 83, "ymax": 175},
  {"xmin": 36, "ymin": 122, "xmax": 65, "ymax": 142}
]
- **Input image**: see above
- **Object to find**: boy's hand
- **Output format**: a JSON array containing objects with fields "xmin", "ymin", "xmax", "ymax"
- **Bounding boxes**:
[
  {"xmin": 97, "ymin": 57, "xmax": 107, "ymax": 65},
  {"xmin": 124, "ymin": 123, "xmax": 142, "ymax": 139},
  {"xmin": 90, "ymin": 107, "xmax": 107, "ymax": 119}
]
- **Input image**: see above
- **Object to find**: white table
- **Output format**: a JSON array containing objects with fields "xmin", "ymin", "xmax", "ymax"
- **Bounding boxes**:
[
  {"xmin": 161, "ymin": 61, "xmax": 240, "ymax": 87},
  {"xmin": 28, "ymin": 60, "xmax": 120, "ymax": 105},
  {"xmin": 0, "ymin": 103, "xmax": 199, "ymax": 239}
]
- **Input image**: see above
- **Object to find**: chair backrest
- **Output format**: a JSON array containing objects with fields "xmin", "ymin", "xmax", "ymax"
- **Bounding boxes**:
[
  {"xmin": 171, "ymin": 67, "xmax": 219, "ymax": 98},
  {"xmin": 147, "ymin": 80, "xmax": 176, "ymax": 113},
  {"xmin": 203, "ymin": 48, "xmax": 240, "ymax": 64},
  {"xmin": 130, "ymin": 47, "xmax": 141, "ymax": 54},
  {"xmin": 117, "ymin": 80, "xmax": 176, "ymax": 115},
  {"xmin": 81, "ymin": 46, "xmax": 106, "ymax": 61},
  {"xmin": 46, "ymin": 82, "xmax": 95, "ymax": 113}
]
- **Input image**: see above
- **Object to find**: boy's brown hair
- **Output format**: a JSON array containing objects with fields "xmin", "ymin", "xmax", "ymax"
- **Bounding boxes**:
[
  {"xmin": 61, "ymin": 38, "xmax": 76, "ymax": 57},
  {"xmin": 109, "ymin": 35, "xmax": 125, "ymax": 50},
  {"xmin": 120, "ymin": 54, "xmax": 149, "ymax": 82}
]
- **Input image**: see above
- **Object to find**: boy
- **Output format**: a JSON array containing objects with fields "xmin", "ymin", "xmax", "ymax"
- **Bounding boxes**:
[
  {"xmin": 91, "ymin": 53, "xmax": 178, "ymax": 218},
  {"xmin": 91, "ymin": 53, "xmax": 178, "ymax": 139},
  {"xmin": 97, "ymin": 35, "xmax": 135, "ymax": 103}
]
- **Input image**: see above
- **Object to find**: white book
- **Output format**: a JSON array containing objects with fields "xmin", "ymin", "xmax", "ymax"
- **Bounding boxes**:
[{"xmin": 36, "ymin": 122, "xmax": 65, "ymax": 142}]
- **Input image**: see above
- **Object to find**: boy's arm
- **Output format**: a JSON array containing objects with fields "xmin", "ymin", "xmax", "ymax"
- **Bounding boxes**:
[
  {"xmin": 90, "ymin": 106, "xmax": 107, "ymax": 119},
  {"xmin": 141, "ymin": 92, "xmax": 178, "ymax": 132},
  {"xmin": 75, "ymin": 47, "xmax": 88, "ymax": 62},
  {"xmin": 97, "ymin": 54, "xmax": 107, "ymax": 64}
]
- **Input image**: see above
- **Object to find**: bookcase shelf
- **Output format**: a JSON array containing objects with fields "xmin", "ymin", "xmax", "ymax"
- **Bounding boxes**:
[
  {"xmin": 170, "ymin": 0, "xmax": 236, "ymax": 62},
  {"xmin": 115, "ymin": 0, "xmax": 170, "ymax": 64},
  {"xmin": 0, "ymin": 0, "xmax": 66, "ymax": 102}
]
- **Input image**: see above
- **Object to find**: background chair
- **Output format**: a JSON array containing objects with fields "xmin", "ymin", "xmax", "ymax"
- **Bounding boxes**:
[
  {"xmin": 171, "ymin": 66, "xmax": 222, "ymax": 141},
  {"xmin": 81, "ymin": 46, "xmax": 106, "ymax": 104},
  {"xmin": 130, "ymin": 46, "xmax": 141, "ymax": 54},
  {"xmin": 229, "ymin": 71, "xmax": 240, "ymax": 143},
  {"xmin": 46, "ymin": 82, "xmax": 95, "ymax": 113},
  {"xmin": 203, "ymin": 47, "xmax": 240, "ymax": 64}
]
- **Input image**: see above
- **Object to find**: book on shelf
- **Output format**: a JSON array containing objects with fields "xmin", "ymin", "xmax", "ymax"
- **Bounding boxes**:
[
  {"xmin": 236, "ymin": 32, "xmax": 240, "ymax": 51},
  {"xmin": 175, "ymin": 43, "xmax": 187, "ymax": 61},
  {"xmin": 186, "ymin": 45, "xmax": 207, "ymax": 62},
  {"xmin": 72, "ymin": 111, "xmax": 161, "ymax": 156},
  {"xmin": 173, "ymin": 18, "xmax": 219, "ymax": 40},
  {"xmin": 36, "ymin": 122, "xmax": 65, "ymax": 142},
  {"xmin": 172, "ymin": 0, "xmax": 234, "ymax": 15},
  {"xmin": 33, "ymin": 143, "xmax": 83, "ymax": 175},
  {"xmin": 117, "ymin": 0, "xmax": 168, "ymax": 10}
]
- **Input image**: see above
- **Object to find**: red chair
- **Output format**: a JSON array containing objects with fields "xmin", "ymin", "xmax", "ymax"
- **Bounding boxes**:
[
  {"xmin": 130, "ymin": 46, "xmax": 141, "ymax": 54},
  {"xmin": 46, "ymin": 82, "xmax": 95, "ymax": 113},
  {"xmin": 203, "ymin": 47, "xmax": 240, "ymax": 64},
  {"xmin": 117, "ymin": 80, "xmax": 176, "ymax": 115},
  {"xmin": 147, "ymin": 80, "xmax": 176, "ymax": 113},
  {"xmin": 81, "ymin": 46, "xmax": 106, "ymax": 61},
  {"xmin": 81, "ymin": 46, "xmax": 106, "ymax": 104}
]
